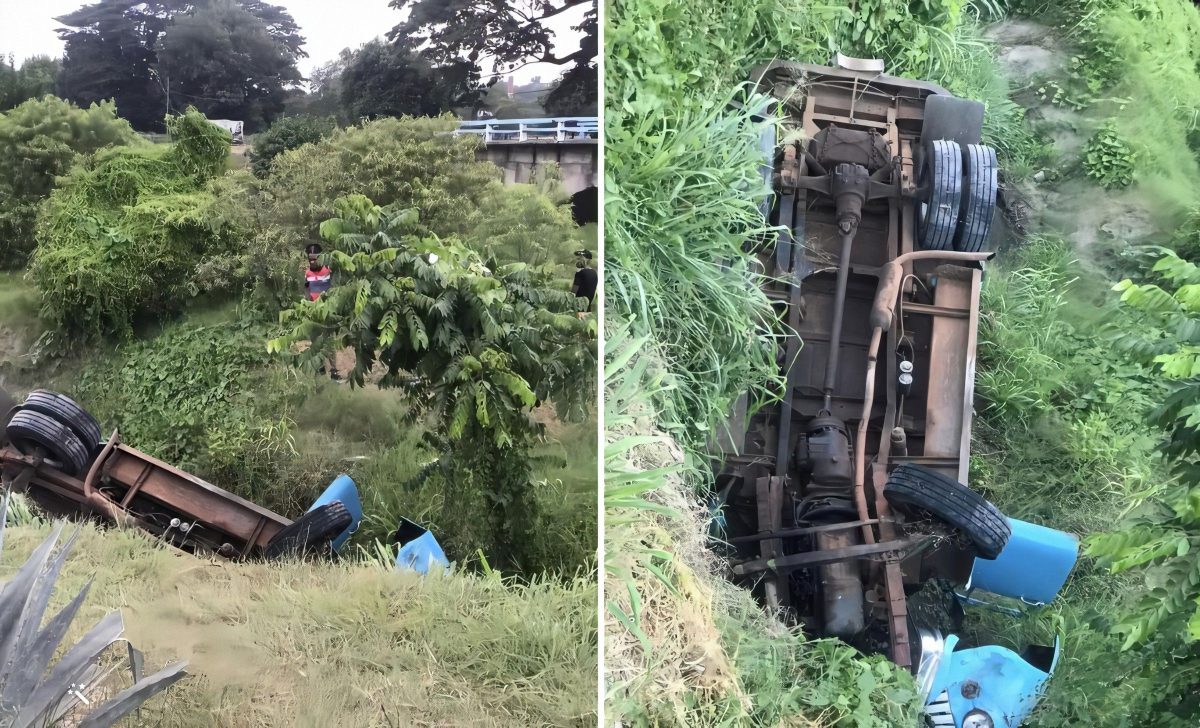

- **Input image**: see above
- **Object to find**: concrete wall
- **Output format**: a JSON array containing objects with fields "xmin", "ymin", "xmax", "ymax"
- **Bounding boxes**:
[{"xmin": 476, "ymin": 142, "xmax": 599, "ymax": 195}]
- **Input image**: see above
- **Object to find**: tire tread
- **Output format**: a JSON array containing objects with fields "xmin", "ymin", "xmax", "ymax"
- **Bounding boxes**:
[{"xmin": 883, "ymin": 464, "xmax": 1010, "ymax": 559}]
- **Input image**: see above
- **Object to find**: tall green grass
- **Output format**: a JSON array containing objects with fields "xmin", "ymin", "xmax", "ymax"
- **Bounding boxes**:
[
  {"xmin": 970, "ymin": 237, "xmax": 1184, "ymax": 726},
  {"xmin": 605, "ymin": 0, "xmax": 838, "ymax": 462},
  {"xmin": 0, "ymin": 521, "xmax": 597, "ymax": 727}
]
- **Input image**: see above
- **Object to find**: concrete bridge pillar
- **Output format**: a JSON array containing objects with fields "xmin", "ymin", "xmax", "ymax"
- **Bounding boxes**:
[{"xmin": 475, "ymin": 142, "xmax": 599, "ymax": 224}]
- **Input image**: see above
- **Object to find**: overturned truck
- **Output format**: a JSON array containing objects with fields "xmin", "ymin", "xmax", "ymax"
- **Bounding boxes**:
[
  {"xmin": 0, "ymin": 388, "xmax": 447, "ymax": 573},
  {"xmin": 714, "ymin": 55, "xmax": 1080, "ymax": 728}
]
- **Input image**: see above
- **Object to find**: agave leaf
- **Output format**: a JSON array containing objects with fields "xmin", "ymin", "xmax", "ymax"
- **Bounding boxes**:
[
  {"xmin": 44, "ymin": 662, "xmax": 105, "ymax": 725},
  {"xmin": 126, "ymin": 643, "xmax": 144, "ymax": 687},
  {"xmin": 0, "ymin": 527, "xmax": 82, "ymax": 691},
  {"xmin": 76, "ymin": 661, "xmax": 188, "ymax": 728},
  {"xmin": 0, "ymin": 498, "xmax": 184, "ymax": 723},
  {"xmin": 13, "ymin": 610, "xmax": 124, "ymax": 727},
  {"xmin": 0, "ymin": 575, "xmax": 94, "ymax": 708},
  {"xmin": 0, "ymin": 522, "xmax": 66, "ymax": 677}
]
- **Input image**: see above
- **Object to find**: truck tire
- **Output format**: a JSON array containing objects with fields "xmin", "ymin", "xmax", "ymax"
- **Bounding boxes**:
[
  {"xmin": 883, "ymin": 464, "xmax": 1010, "ymax": 559},
  {"xmin": 5, "ymin": 409, "xmax": 91, "ymax": 477},
  {"xmin": 18, "ymin": 390, "xmax": 103, "ymax": 454},
  {"xmin": 265, "ymin": 501, "xmax": 353, "ymax": 559},
  {"xmin": 954, "ymin": 144, "xmax": 999, "ymax": 253},
  {"xmin": 917, "ymin": 140, "xmax": 963, "ymax": 251},
  {"xmin": 921, "ymin": 94, "xmax": 985, "ymax": 148}
]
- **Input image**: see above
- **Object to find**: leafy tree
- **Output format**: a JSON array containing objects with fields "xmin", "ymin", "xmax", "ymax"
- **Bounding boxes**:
[
  {"xmin": 56, "ymin": 0, "xmax": 304, "ymax": 131},
  {"xmin": 339, "ymin": 40, "xmax": 481, "ymax": 121},
  {"xmin": 464, "ymin": 163, "xmax": 585, "ymax": 269},
  {"xmin": 228, "ymin": 0, "xmax": 305, "ymax": 57},
  {"xmin": 0, "ymin": 96, "xmax": 140, "ymax": 267},
  {"xmin": 262, "ymin": 115, "xmax": 501, "ymax": 238},
  {"xmin": 269, "ymin": 195, "xmax": 595, "ymax": 571},
  {"xmin": 284, "ymin": 49, "xmax": 354, "ymax": 120},
  {"xmin": 191, "ymin": 116, "xmax": 502, "ymax": 313},
  {"xmin": 194, "ymin": 117, "xmax": 581, "ymax": 315},
  {"xmin": 0, "ymin": 55, "xmax": 61, "ymax": 111},
  {"xmin": 248, "ymin": 114, "xmax": 336, "ymax": 178},
  {"xmin": 56, "ymin": 0, "xmax": 179, "ymax": 130},
  {"xmin": 387, "ymin": 0, "xmax": 597, "ymax": 115},
  {"xmin": 542, "ymin": 62, "xmax": 597, "ymax": 116},
  {"xmin": 155, "ymin": 0, "xmax": 304, "ymax": 131},
  {"xmin": 30, "ymin": 107, "xmax": 232, "ymax": 342},
  {"xmin": 1084, "ymin": 250, "xmax": 1200, "ymax": 722}
]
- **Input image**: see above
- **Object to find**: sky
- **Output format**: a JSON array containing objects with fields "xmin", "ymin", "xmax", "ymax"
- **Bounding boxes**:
[{"xmin": 0, "ymin": 0, "xmax": 588, "ymax": 85}]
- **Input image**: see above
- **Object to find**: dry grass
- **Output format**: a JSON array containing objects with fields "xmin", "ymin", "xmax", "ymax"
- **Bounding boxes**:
[
  {"xmin": 0, "ymin": 522, "xmax": 597, "ymax": 728},
  {"xmin": 605, "ymin": 422, "xmax": 742, "ymax": 717}
]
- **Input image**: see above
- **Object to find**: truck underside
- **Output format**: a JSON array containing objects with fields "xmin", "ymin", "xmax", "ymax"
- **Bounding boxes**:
[{"xmin": 714, "ymin": 58, "xmax": 1001, "ymax": 668}]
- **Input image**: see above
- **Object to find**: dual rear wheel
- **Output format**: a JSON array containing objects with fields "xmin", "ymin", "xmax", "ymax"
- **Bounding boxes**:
[
  {"xmin": 3, "ymin": 389, "xmax": 102, "ymax": 477},
  {"xmin": 917, "ymin": 95, "xmax": 1000, "ymax": 254}
]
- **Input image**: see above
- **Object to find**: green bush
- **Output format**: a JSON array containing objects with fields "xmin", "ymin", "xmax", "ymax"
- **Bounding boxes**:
[
  {"xmin": 74, "ymin": 319, "xmax": 276, "ymax": 471},
  {"xmin": 248, "ymin": 114, "xmax": 337, "ymax": 178},
  {"xmin": 196, "ymin": 117, "xmax": 582, "ymax": 315},
  {"xmin": 70, "ymin": 318, "xmax": 353, "ymax": 517},
  {"xmin": 0, "ymin": 96, "xmax": 139, "ymax": 267},
  {"xmin": 187, "ymin": 169, "xmax": 310, "ymax": 312},
  {"xmin": 1084, "ymin": 121, "xmax": 1137, "ymax": 189},
  {"xmin": 464, "ymin": 168, "xmax": 585, "ymax": 271},
  {"xmin": 266, "ymin": 115, "xmax": 502, "ymax": 238},
  {"xmin": 29, "ymin": 107, "xmax": 233, "ymax": 342}
]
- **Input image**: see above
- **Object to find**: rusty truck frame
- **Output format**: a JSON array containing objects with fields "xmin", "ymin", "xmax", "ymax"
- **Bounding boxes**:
[
  {"xmin": 713, "ymin": 55, "xmax": 1080, "ymax": 728},
  {"xmin": 0, "ymin": 389, "xmax": 361, "ymax": 561}
]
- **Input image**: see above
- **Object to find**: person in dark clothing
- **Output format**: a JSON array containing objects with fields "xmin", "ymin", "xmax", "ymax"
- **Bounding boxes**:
[{"xmin": 571, "ymin": 249, "xmax": 598, "ymax": 313}]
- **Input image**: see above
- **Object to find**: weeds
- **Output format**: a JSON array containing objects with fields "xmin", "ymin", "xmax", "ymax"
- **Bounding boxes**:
[
  {"xmin": 1083, "ymin": 121, "xmax": 1136, "ymax": 188},
  {"xmin": 971, "ymin": 237, "xmax": 1190, "ymax": 725},
  {"xmin": 0, "ymin": 520, "xmax": 597, "ymax": 727}
]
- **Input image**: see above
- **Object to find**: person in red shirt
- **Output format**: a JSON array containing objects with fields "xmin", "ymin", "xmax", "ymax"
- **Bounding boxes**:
[
  {"xmin": 303, "ymin": 244, "xmax": 340, "ymax": 380},
  {"xmin": 305, "ymin": 255, "xmax": 332, "ymax": 301}
]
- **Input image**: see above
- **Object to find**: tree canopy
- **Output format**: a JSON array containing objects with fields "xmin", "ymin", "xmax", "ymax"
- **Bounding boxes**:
[
  {"xmin": 155, "ymin": 0, "xmax": 304, "ymax": 131},
  {"xmin": 340, "ymin": 40, "xmax": 481, "ymax": 121},
  {"xmin": 0, "ymin": 55, "xmax": 60, "ymax": 111},
  {"xmin": 56, "ymin": 0, "xmax": 304, "ymax": 131},
  {"xmin": 387, "ymin": 0, "xmax": 597, "ymax": 116}
]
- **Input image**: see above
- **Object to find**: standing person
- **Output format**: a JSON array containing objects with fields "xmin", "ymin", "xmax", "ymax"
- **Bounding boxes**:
[
  {"xmin": 571, "ymin": 249, "xmax": 598, "ymax": 315},
  {"xmin": 304, "ymin": 243, "xmax": 332, "ymax": 302},
  {"xmin": 303, "ymin": 244, "xmax": 340, "ymax": 381},
  {"xmin": 305, "ymin": 254, "xmax": 332, "ymax": 301}
]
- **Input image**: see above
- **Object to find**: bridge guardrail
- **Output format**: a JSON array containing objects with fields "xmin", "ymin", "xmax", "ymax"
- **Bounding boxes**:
[{"xmin": 455, "ymin": 117, "xmax": 599, "ymax": 143}]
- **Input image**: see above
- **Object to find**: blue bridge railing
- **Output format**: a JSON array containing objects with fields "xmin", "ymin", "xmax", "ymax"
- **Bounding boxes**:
[{"xmin": 455, "ymin": 117, "xmax": 599, "ymax": 143}]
